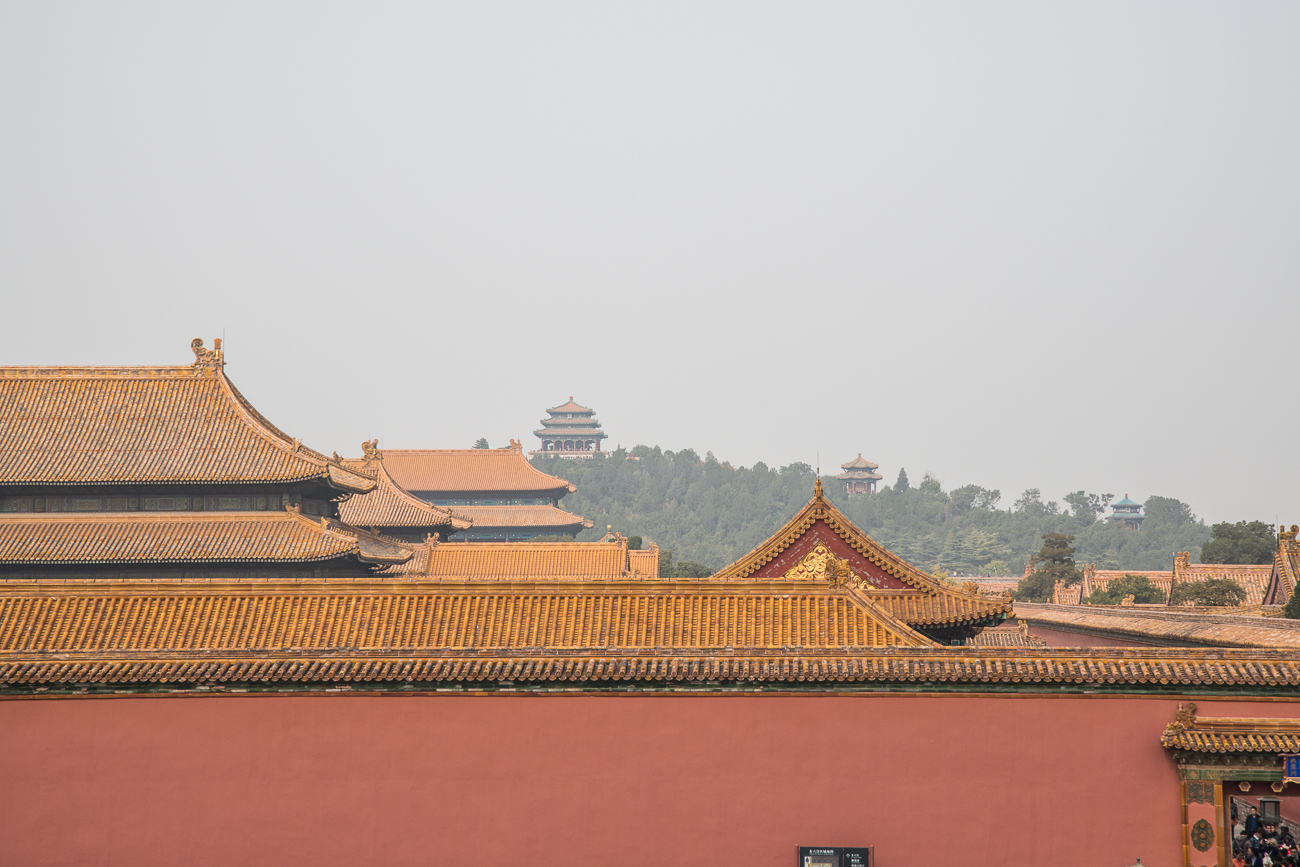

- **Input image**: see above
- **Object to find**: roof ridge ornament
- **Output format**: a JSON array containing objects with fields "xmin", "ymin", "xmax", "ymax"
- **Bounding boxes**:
[
  {"xmin": 362, "ymin": 439, "xmax": 383, "ymax": 462},
  {"xmin": 190, "ymin": 338, "xmax": 223, "ymax": 369},
  {"xmin": 814, "ymin": 478, "xmax": 823, "ymax": 498}
]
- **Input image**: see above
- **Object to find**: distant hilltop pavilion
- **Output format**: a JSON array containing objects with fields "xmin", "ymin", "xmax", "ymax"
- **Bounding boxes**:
[
  {"xmin": 837, "ymin": 453, "xmax": 882, "ymax": 496},
  {"xmin": 531, "ymin": 397, "xmax": 605, "ymax": 458}
]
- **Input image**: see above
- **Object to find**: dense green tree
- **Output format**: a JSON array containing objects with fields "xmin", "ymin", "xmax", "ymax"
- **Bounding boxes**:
[
  {"xmin": 627, "ymin": 535, "xmax": 642, "ymax": 551},
  {"xmin": 1084, "ymin": 574, "xmax": 1166, "ymax": 605},
  {"xmin": 1144, "ymin": 496, "xmax": 1196, "ymax": 527},
  {"xmin": 1064, "ymin": 491, "xmax": 1110, "ymax": 523},
  {"xmin": 1284, "ymin": 591, "xmax": 1300, "ymax": 620},
  {"xmin": 472, "ymin": 438, "xmax": 490, "ymax": 449},
  {"xmin": 894, "ymin": 469, "xmax": 910, "ymax": 492},
  {"xmin": 1169, "ymin": 578, "xmax": 1248, "ymax": 607},
  {"xmin": 1200, "ymin": 520, "xmax": 1276, "ymax": 565},
  {"xmin": 1013, "ymin": 533, "xmax": 1081, "ymax": 602},
  {"xmin": 529, "ymin": 448, "xmax": 1211, "ymax": 574}
]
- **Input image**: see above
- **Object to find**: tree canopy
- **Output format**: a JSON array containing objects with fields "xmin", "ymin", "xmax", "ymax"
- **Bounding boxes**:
[
  {"xmin": 1169, "ymin": 578, "xmax": 1248, "ymax": 607},
  {"xmin": 1199, "ymin": 520, "xmax": 1276, "ymax": 565},
  {"xmin": 530, "ymin": 447, "xmax": 1214, "ymax": 576},
  {"xmin": 1013, "ymin": 533, "xmax": 1080, "ymax": 602},
  {"xmin": 1083, "ymin": 574, "xmax": 1167, "ymax": 605},
  {"xmin": 472, "ymin": 438, "xmax": 490, "ymax": 449}
]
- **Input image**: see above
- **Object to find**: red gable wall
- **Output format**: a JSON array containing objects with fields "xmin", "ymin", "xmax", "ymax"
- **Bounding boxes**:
[{"xmin": 743, "ymin": 519, "xmax": 912, "ymax": 589}]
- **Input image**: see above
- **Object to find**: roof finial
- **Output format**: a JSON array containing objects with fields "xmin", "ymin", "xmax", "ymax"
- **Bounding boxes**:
[
  {"xmin": 190, "ymin": 338, "xmax": 223, "ymax": 369},
  {"xmin": 814, "ymin": 477, "xmax": 823, "ymax": 498}
]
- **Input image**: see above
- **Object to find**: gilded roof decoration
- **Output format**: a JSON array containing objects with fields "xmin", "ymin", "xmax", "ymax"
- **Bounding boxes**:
[
  {"xmin": 0, "ymin": 339, "xmax": 374, "ymax": 492},
  {"xmin": 382, "ymin": 447, "xmax": 577, "ymax": 494},
  {"xmin": 0, "ymin": 509, "xmax": 411, "ymax": 566}
]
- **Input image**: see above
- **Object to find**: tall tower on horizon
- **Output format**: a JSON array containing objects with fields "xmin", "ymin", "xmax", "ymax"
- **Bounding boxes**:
[{"xmin": 531, "ymin": 397, "xmax": 606, "ymax": 458}]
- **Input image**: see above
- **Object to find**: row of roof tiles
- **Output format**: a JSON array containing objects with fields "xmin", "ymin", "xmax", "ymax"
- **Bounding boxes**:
[
  {"xmin": 0, "ymin": 349, "xmax": 374, "ymax": 493},
  {"xmin": 0, "ymin": 510, "xmax": 410, "ymax": 566},
  {"xmin": 3, "ymin": 648, "xmax": 1298, "ymax": 690}
]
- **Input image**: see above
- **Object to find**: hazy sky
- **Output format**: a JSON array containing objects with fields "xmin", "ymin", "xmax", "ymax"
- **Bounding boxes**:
[{"xmin": 2, "ymin": 3, "xmax": 1296, "ymax": 525}]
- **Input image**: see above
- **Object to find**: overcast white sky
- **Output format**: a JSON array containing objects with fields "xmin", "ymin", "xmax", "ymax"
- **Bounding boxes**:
[{"xmin": 2, "ymin": 3, "xmax": 1296, "ymax": 524}]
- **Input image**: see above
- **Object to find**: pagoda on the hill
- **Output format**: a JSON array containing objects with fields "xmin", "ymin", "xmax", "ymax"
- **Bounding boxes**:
[
  {"xmin": 531, "ymin": 397, "xmax": 605, "ymax": 458},
  {"xmin": 1109, "ymin": 495, "xmax": 1144, "ymax": 530},
  {"xmin": 382, "ymin": 441, "xmax": 593, "ymax": 541},
  {"xmin": 836, "ymin": 453, "xmax": 882, "ymax": 495}
]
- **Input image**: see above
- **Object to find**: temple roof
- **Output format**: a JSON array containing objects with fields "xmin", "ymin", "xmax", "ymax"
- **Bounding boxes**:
[
  {"xmin": 1272, "ymin": 525, "xmax": 1300, "ymax": 604},
  {"xmin": 546, "ymin": 397, "xmax": 594, "ymax": 414},
  {"xmin": 0, "ymin": 509, "xmax": 412, "ymax": 566},
  {"xmin": 1113, "ymin": 496, "xmax": 1140, "ymax": 507},
  {"xmin": 966, "ymin": 621, "xmax": 1046, "ymax": 648},
  {"xmin": 840, "ymin": 454, "xmax": 879, "ymax": 470},
  {"xmin": 0, "ymin": 339, "xmax": 374, "ymax": 493},
  {"xmin": 836, "ymin": 469, "xmax": 883, "ymax": 481},
  {"xmin": 706, "ymin": 480, "xmax": 1012, "ymax": 629},
  {"xmin": 1162, "ymin": 704, "xmax": 1300, "ymax": 754},
  {"xmin": 338, "ymin": 455, "xmax": 470, "ymax": 532},
  {"xmin": 1015, "ymin": 602, "xmax": 1300, "ymax": 649},
  {"xmin": 449, "ymin": 505, "xmax": 593, "ymax": 530},
  {"xmin": 386, "ymin": 540, "xmax": 637, "ymax": 580},
  {"xmin": 383, "ymin": 445, "xmax": 576, "ymax": 495}
]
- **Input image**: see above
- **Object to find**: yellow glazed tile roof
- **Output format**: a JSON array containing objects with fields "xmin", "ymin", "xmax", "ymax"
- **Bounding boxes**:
[
  {"xmin": 0, "ymin": 584, "xmax": 924, "ymax": 653},
  {"xmin": 1162, "ymin": 704, "xmax": 1300, "ymax": 753},
  {"xmin": 1014, "ymin": 602, "xmax": 1300, "ymax": 649},
  {"xmin": 0, "ymin": 510, "xmax": 412, "ymax": 566},
  {"xmin": 383, "ymin": 445, "xmax": 576, "ymax": 495},
  {"xmin": 337, "ymin": 457, "xmax": 470, "ymax": 532},
  {"xmin": 0, "ymin": 339, "xmax": 373, "ymax": 492},
  {"xmin": 707, "ymin": 481, "xmax": 1012, "ymax": 629},
  {"xmin": 450, "ymin": 505, "xmax": 592, "ymax": 529},
  {"xmin": 399, "ymin": 541, "xmax": 633, "ymax": 581}
]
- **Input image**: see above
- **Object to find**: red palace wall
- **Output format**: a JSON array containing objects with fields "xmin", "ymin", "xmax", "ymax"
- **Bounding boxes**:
[{"xmin": 2, "ymin": 693, "xmax": 1298, "ymax": 867}]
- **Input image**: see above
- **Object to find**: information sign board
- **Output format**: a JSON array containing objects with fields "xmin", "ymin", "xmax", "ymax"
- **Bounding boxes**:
[{"xmin": 798, "ymin": 846, "xmax": 873, "ymax": 867}]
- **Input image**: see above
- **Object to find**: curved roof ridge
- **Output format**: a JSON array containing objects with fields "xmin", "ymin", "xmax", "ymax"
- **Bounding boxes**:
[
  {"xmin": 707, "ymin": 481, "xmax": 1011, "ymax": 626},
  {"xmin": 338, "ymin": 457, "xmax": 471, "ymax": 531},
  {"xmin": 0, "ymin": 340, "xmax": 374, "ymax": 492},
  {"xmin": 382, "ymin": 447, "xmax": 577, "ymax": 494}
]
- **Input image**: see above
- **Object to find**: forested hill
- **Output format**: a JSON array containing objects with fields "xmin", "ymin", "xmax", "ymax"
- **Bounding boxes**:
[{"xmin": 530, "ymin": 446, "xmax": 1213, "ymax": 574}]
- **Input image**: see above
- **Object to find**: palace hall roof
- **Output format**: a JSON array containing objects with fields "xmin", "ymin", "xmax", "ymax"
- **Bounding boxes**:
[
  {"xmin": 391, "ymin": 540, "xmax": 635, "ymax": 581},
  {"xmin": 546, "ymin": 397, "xmax": 594, "ymax": 414},
  {"xmin": 382, "ymin": 444, "xmax": 576, "ymax": 495},
  {"xmin": 707, "ymin": 481, "xmax": 1012, "ymax": 631},
  {"xmin": 449, "ymin": 505, "xmax": 593, "ymax": 530},
  {"xmin": 840, "ymin": 454, "xmax": 879, "ymax": 470},
  {"xmin": 0, "ymin": 509, "xmax": 412, "ymax": 567},
  {"xmin": 0, "ymin": 339, "xmax": 374, "ymax": 493},
  {"xmin": 965, "ymin": 621, "xmax": 1046, "ymax": 648},
  {"xmin": 337, "ymin": 453, "xmax": 470, "ymax": 533},
  {"xmin": 1272, "ymin": 525, "xmax": 1300, "ymax": 604},
  {"xmin": 19, "ymin": 485, "xmax": 1300, "ymax": 697},
  {"xmin": 1015, "ymin": 602, "xmax": 1300, "ymax": 649}
]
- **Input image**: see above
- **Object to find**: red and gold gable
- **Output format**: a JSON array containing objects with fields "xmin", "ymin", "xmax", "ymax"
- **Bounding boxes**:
[{"xmin": 741, "ymin": 519, "xmax": 911, "ymax": 589}]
